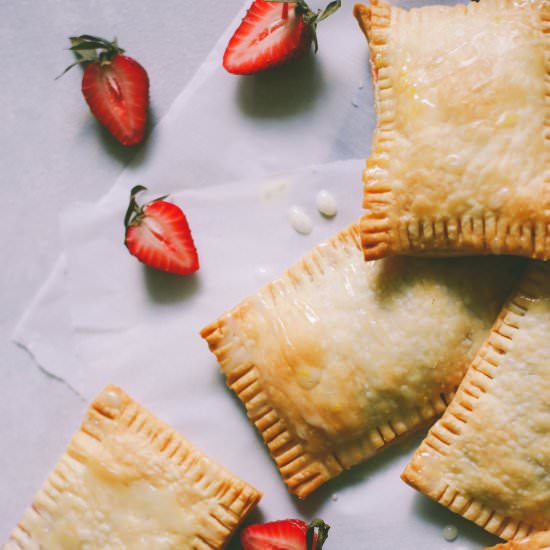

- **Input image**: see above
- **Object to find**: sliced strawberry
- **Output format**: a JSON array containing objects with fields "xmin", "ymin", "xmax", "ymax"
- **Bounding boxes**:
[
  {"xmin": 124, "ymin": 186, "xmax": 199, "ymax": 275},
  {"xmin": 241, "ymin": 518, "xmax": 330, "ymax": 550},
  {"xmin": 60, "ymin": 35, "xmax": 149, "ymax": 146},
  {"xmin": 82, "ymin": 54, "xmax": 149, "ymax": 146},
  {"xmin": 223, "ymin": 0, "xmax": 341, "ymax": 75}
]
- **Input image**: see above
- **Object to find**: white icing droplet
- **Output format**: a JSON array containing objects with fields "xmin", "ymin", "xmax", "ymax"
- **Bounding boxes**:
[
  {"xmin": 442, "ymin": 525, "xmax": 459, "ymax": 542},
  {"xmin": 288, "ymin": 206, "xmax": 313, "ymax": 235},
  {"xmin": 255, "ymin": 266, "xmax": 270, "ymax": 282},
  {"xmin": 331, "ymin": 493, "xmax": 339, "ymax": 502},
  {"xmin": 104, "ymin": 390, "xmax": 122, "ymax": 409},
  {"xmin": 352, "ymin": 98, "xmax": 359, "ymax": 108},
  {"xmin": 358, "ymin": 82, "xmax": 365, "ymax": 90},
  {"xmin": 316, "ymin": 190, "xmax": 338, "ymax": 218}
]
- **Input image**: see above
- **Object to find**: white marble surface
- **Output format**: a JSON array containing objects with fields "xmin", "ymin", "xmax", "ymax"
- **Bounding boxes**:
[{"xmin": 0, "ymin": 0, "xmax": 242, "ymax": 537}]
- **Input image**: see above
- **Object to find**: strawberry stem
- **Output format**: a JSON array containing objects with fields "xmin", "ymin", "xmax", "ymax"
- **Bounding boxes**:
[
  {"xmin": 306, "ymin": 519, "xmax": 330, "ymax": 550},
  {"xmin": 124, "ymin": 185, "xmax": 170, "ymax": 230},
  {"xmin": 124, "ymin": 185, "xmax": 148, "ymax": 229},
  {"xmin": 267, "ymin": 0, "xmax": 341, "ymax": 53},
  {"xmin": 56, "ymin": 34, "xmax": 124, "ymax": 79}
]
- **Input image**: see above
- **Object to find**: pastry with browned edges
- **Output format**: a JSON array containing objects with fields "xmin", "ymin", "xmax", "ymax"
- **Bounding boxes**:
[
  {"xmin": 5, "ymin": 385, "xmax": 261, "ymax": 549},
  {"xmin": 403, "ymin": 263, "xmax": 550, "ymax": 541},
  {"xmin": 354, "ymin": 0, "xmax": 549, "ymax": 260},
  {"xmin": 487, "ymin": 531, "xmax": 550, "ymax": 549},
  {"xmin": 201, "ymin": 222, "xmax": 521, "ymax": 498}
]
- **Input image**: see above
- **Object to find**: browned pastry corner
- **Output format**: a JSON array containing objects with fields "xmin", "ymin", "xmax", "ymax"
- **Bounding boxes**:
[
  {"xmin": 354, "ymin": 0, "xmax": 550, "ymax": 261},
  {"xmin": 5, "ymin": 385, "xmax": 261, "ymax": 549},
  {"xmin": 486, "ymin": 531, "xmax": 550, "ymax": 549},
  {"xmin": 202, "ymin": 221, "xmax": 522, "ymax": 498},
  {"xmin": 402, "ymin": 263, "xmax": 550, "ymax": 540}
]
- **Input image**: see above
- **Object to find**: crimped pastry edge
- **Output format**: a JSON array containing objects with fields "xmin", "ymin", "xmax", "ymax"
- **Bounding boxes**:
[
  {"xmin": 487, "ymin": 530, "xmax": 550, "ymax": 549},
  {"xmin": 201, "ymin": 222, "xmax": 456, "ymax": 498},
  {"xmin": 402, "ymin": 263, "xmax": 550, "ymax": 541},
  {"xmin": 6, "ymin": 385, "xmax": 262, "ymax": 550},
  {"xmin": 354, "ymin": 0, "xmax": 550, "ymax": 261}
]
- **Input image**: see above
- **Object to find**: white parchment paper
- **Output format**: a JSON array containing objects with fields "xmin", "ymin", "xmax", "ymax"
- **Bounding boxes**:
[
  {"xmin": 14, "ymin": 0, "xmax": 375, "ymax": 379},
  {"xmin": 60, "ymin": 161, "xmax": 363, "ymax": 397}
]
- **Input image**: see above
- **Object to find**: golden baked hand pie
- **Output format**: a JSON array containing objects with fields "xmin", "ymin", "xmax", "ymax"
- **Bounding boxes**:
[
  {"xmin": 487, "ymin": 531, "xmax": 550, "ymax": 549},
  {"xmin": 402, "ymin": 263, "xmax": 550, "ymax": 541},
  {"xmin": 5, "ymin": 385, "xmax": 261, "ymax": 550},
  {"xmin": 354, "ymin": 0, "xmax": 550, "ymax": 260},
  {"xmin": 201, "ymin": 222, "xmax": 522, "ymax": 498}
]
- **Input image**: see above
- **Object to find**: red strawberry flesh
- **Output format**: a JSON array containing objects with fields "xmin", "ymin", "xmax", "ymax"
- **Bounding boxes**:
[
  {"xmin": 125, "ymin": 194, "xmax": 199, "ymax": 276},
  {"xmin": 223, "ymin": 1, "xmax": 310, "ymax": 75},
  {"xmin": 82, "ymin": 54, "xmax": 149, "ymax": 146},
  {"xmin": 241, "ymin": 519, "xmax": 311, "ymax": 550}
]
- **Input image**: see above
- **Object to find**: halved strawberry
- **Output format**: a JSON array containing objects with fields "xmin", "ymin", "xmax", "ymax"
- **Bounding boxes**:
[
  {"xmin": 60, "ymin": 35, "xmax": 149, "ymax": 146},
  {"xmin": 241, "ymin": 518, "xmax": 330, "ymax": 550},
  {"xmin": 223, "ymin": 0, "xmax": 341, "ymax": 75},
  {"xmin": 124, "ymin": 186, "xmax": 199, "ymax": 275}
]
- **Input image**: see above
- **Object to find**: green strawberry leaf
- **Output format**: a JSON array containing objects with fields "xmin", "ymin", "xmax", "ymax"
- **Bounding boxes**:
[
  {"xmin": 124, "ymin": 185, "xmax": 148, "ymax": 229},
  {"xmin": 57, "ymin": 35, "xmax": 123, "ymax": 79},
  {"xmin": 306, "ymin": 518, "xmax": 330, "ymax": 550},
  {"xmin": 69, "ymin": 41, "xmax": 107, "ymax": 50},
  {"xmin": 318, "ymin": 0, "xmax": 342, "ymax": 21},
  {"xmin": 69, "ymin": 37, "xmax": 99, "ymax": 62}
]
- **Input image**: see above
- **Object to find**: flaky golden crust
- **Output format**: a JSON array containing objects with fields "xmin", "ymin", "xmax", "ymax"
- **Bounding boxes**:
[
  {"xmin": 487, "ymin": 531, "xmax": 550, "ymax": 549},
  {"xmin": 403, "ymin": 263, "xmax": 550, "ymax": 541},
  {"xmin": 5, "ymin": 385, "xmax": 261, "ymax": 550},
  {"xmin": 202, "ymin": 222, "xmax": 522, "ymax": 498},
  {"xmin": 355, "ymin": 0, "xmax": 550, "ymax": 260}
]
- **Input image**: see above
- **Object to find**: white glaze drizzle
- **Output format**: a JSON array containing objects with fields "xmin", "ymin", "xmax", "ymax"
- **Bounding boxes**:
[
  {"xmin": 288, "ymin": 206, "xmax": 313, "ymax": 235},
  {"xmin": 316, "ymin": 190, "xmax": 338, "ymax": 218}
]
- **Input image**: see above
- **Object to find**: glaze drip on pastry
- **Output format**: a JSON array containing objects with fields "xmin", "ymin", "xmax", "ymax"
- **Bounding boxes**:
[
  {"xmin": 403, "ymin": 264, "xmax": 550, "ymax": 539},
  {"xmin": 355, "ymin": 0, "xmax": 550, "ymax": 260},
  {"xmin": 202, "ymin": 223, "xmax": 523, "ymax": 497},
  {"xmin": 5, "ymin": 386, "xmax": 261, "ymax": 549}
]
